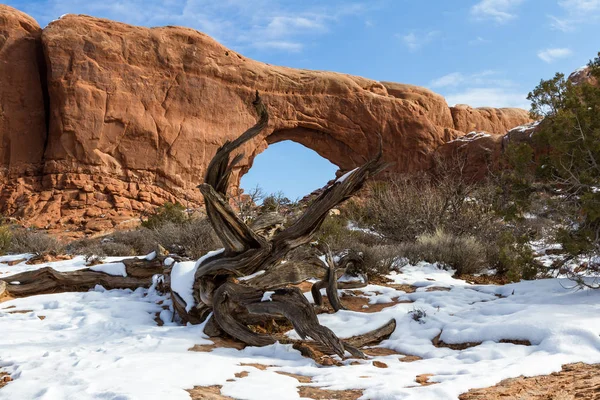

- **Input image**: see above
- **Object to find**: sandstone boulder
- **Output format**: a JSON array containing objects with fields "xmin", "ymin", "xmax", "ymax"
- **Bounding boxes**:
[
  {"xmin": 435, "ymin": 122, "xmax": 539, "ymax": 181},
  {"xmin": 568, "ymin": 66, "xmax": 597, "ymax": 86}
]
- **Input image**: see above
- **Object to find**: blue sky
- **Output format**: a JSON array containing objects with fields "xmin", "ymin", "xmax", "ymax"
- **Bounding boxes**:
[{"xmin": 8, "ymin": 0, "xmax": 600, "ymax": 199}]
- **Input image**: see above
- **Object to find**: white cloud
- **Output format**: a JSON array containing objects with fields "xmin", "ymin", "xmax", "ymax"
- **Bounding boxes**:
[
  {"xmin": 262, "ymin": 16, "xmax": 327, "ymax": 39},
  {"xmin": 471, "ymin": 0, "xmax": 525, "ymax": 23},
  {"xmin": 548, "ymin": 15, "xmax": 574, "ymax": 32},
  {"xmin": 549, "ymin": 0, "xmax": 600, "ymax": 31},
  {"xmin": 445, "ymin": 88, "xmax": 529, "ymax": 109},
  {"xmin": 430, "ymin": 72, "xmax": 465, "ymax": 88},
  {"xmin": 537, "ymin": 48, "xmax": 573, "ymax": 63},
  {"xmin": 429, "ymin": 70, "xmax": 512, "ymax": 88},
  {"xmin": 399, "ymin": 31, "xmax": 440, "ymax": 51},
  {"xmin": 251, "ymin": 41, "xmax": 304, "ymax": 52},
  {"xmin": 468, "ymin": 36, "xmax": 490, "ymax": 45},
  {"xmin": 559, "ymin": 0, "xmax": 600, "ymax": 12},
  {"xmin": 431, "ymin": 70, "xmax": 528, "ymax": 109},
  {"xmin": 22, "ymin": 0, "xmax": 368, "ymax": 53}
]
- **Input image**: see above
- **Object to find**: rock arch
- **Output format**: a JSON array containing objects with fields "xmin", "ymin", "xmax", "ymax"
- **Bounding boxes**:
[
  {"xmin": 0, "ymin": 8, "xmax": 533, "ymax": 233},
  {"xmin": 258, "ymin": 127, "xmax": 364, "ymax": 174}
]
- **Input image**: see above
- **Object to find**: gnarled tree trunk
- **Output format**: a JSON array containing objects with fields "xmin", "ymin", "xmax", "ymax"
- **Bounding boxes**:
[{"xmin": 172, "ymin": 92, "xmax": 389, "ymax": 357}]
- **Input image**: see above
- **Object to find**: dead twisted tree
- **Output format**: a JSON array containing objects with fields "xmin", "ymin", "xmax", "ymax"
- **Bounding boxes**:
[
  {"xmin": 171, "ymin": 92, "xmax": 390, "ymax": 357},
  {"xmin": 1, "ymin": 92, "xmax": 394, "ymax": 359}
]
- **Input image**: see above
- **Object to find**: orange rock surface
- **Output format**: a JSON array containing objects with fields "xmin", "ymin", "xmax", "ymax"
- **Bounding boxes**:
[
  {"xmin": 0, "ymin": 8, "xmax": 532, "ymax": 233},
  {"xmin": 0, "ymin": 5, "xmax": 47, "ymax": 177}
]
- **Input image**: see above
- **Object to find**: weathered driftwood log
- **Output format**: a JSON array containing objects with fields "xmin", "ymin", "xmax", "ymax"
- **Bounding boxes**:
[
  {"xmin": 174, "ymin": 91, "xmax": 390, "ymax": 358},
  {"xmin": 0, "ymin": 256, "xmax": 168, "ymax": 298},
  {"xmin": 289, "ymin": 318, "xmax": 397, "ymax": 359}
]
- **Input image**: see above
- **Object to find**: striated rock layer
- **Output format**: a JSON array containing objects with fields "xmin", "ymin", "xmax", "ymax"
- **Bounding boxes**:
[{"xmin": 0, "ymin": 8, "xmax": 532, "ymax": 234}]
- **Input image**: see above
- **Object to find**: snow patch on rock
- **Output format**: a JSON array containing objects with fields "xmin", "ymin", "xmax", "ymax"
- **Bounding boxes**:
[
  {"xmin": 89, "ymin": 262, "xmax": 127, "ymax": 277},
  {"xmin": 171, "ymin": 248, "xmax": 224, "ymax": 311}
]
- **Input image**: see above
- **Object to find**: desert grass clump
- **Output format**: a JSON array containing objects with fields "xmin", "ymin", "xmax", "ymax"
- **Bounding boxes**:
[
  {"xmin": 151, "ymin": 218, "xmax": 219, "ymax": 259},
  {"xmin": 8, "ymin": 228, "xmax": 64, "ymax": 256}
]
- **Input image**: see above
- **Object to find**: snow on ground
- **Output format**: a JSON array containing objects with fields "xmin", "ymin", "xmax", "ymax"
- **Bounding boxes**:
[
  {"xmin": 89, "ymin": 262, "xmax": 127, "ymax": 277},
  {"xmin": 1, "ymin": 257, "xmax": 600, "ymax": 399},
  {"xmin": 0, "ymin": 255, "xmax": 134, "ymax": 278}
]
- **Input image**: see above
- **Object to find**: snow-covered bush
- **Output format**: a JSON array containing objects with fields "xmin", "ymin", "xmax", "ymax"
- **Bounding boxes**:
[{"xmin": 408, "ymin": 308, "xmax": 427, "ymax": 324}]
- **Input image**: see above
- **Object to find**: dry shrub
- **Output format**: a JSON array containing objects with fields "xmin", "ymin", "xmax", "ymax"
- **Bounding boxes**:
[
  {"xmin": 315, "ymin": 214, "xmax": 382, "ymax": 251},
  {"xmin": 340, "ymin": 158, "xmax": 514, "ymax": 276},
  {"xmin": 78, "ymin": 242, "xmax": 137, "ymax": 261},
  {"xmin": 8, "ymin": 228, "xmax": 64, "ymax": 255},
  {"xmin": 141, "ymin": 202, "xmax": 188, "ymax": 229},
  {"xmin": 70, "ymin": 217, "xmax": 218, "ymax": 259},
  {"xmin": 313, "ymin": 215, "xmax": 403, "ymax": 278},
  {"xmin": 0, "ymin": 226, "xmax": 12, "ymax": 255},
  {"xmin": 105, "ymin": 229, "xmax": 156, "ymax": 255},
  {"xmin": 152, "ymin": 219, "xmax": 219, "ymax": 259},
  {"xmin": 352, "ymin": 173, "xmax": 501, "ymax": 245},
  {"xmin": 399, "ymin": 230, "xmax": 488, "ymax": 275},
  {"xmin": 353, "ymin": 244, "xmax": 403, "ymax": 276}
]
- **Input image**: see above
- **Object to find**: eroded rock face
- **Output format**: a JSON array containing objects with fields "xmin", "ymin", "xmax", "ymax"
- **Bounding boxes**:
[
  {"xmin": 0, "ymin": 5, "xmax": 46, "ymax": 177},
  {"xmin": 435, "ymin": 122, "xmax": 539, "ymax": 181},
  {"xmin": 0, "ymin": 10, "xmax": 532, "ymax": 233},
  {"xmin": 450, "ymin": 105, "xmax": 531, "ymax": 136}
]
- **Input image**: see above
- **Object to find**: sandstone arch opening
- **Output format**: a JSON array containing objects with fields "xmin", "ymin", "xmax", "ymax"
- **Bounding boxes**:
[{"xmin": 240, "ymin": 140, "xmax": 339, "ymax": 201}]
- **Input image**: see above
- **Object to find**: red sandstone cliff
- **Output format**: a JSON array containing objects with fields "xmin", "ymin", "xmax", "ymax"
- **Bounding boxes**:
[
  {"xmin": 0, "ymin": 7, "xmax": 532, "ymax": 234},
  {"xmin": 0, "ymin": 5, "xmax": 47, "ymax": 177}
]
